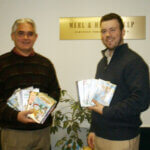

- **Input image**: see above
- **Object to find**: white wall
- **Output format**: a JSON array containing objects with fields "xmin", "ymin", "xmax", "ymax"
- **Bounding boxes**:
[{"xmin": 0, "ymin": 0, "xmax": 150, "ymax": 126}]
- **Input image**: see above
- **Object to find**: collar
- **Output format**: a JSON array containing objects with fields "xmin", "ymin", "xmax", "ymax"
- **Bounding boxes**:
[
  {"xmin": 104, "ymin": 49, "xmax": 114, "ymax": 64},
  {"xmin": 104, "ymin": 49, "xmax": 114, "ymax": 58},
  {"xmin": 12, "ymin": 47, "xmax": 35, "ymax": 57},
  {"xmin": 101, "ymin": 44, "xmax": 128, "ymax": 64},
  {"xmin": 102, "ymin": 43, "xmax": 128, "ymax": 57}
]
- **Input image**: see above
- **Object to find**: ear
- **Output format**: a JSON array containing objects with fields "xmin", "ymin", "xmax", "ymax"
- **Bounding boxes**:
[
  {"xmin": 11, "ymin": 33, "xmax": 15, "ymax": 41},
  {"xmin": 34, "ymin": 33, "xmax": 38, "ymax": 42},
  {"xmin": 122, "ymin": 29, "xmax": 125, "ymax": 37},
  {"xmin": 35, "ymin": 33, "xmax": 38, "ymax": 40}
]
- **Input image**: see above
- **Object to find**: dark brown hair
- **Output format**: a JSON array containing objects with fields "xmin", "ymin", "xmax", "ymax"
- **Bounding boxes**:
[{"xmin": 100, "ymin": 13, "xmax": 124, "ymax": 30}]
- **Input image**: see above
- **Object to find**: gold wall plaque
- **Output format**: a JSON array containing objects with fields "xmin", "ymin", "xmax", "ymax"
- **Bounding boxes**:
[{"xmin": 60, "ymin": 16, "xmax": 145, "ymax": 40}]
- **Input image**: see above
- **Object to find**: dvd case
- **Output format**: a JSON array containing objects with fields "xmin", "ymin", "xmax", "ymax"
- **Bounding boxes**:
[{"xmin": 76, "ymin": 79, "xmax": 116, "ymax": 107}]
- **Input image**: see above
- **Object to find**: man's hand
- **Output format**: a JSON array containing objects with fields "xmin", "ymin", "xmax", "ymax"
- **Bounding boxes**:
[
  {"xmin": 17, "ymin": 110, "xmax": 36, "ymax": 124},
  {"xmin": 88, "ymin": 99, "xmax": 104, "ymax": 114},
  {"xmin": 87, "ymin": 132, "xmax": 95, "ymax": 149}
]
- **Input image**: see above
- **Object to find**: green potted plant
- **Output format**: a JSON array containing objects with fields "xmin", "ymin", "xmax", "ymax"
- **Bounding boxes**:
[{"xmin": 50, "ymin": 90, "xmax": 91, "ymax": 150}]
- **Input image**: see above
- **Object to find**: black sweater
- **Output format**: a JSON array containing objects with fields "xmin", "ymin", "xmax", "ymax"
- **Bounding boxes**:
[
  {"xmin": 90, "ymin": 44, "xmax": 150, "ymax": 140},
  {"xmin": 0, "ymin": 50, "xmax": 60, "ymax": 130}
]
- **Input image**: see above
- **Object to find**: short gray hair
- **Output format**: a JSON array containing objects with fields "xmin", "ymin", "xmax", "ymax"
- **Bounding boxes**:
[{"xmin": 11, "ymin": 18, "xmax": 37, "ymax": 34}]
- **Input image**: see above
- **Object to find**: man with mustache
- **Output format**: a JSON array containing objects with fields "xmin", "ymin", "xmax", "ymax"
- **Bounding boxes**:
[{"xmin": 0, "ymin": 18, "xmax": 60, "ymax": 150}]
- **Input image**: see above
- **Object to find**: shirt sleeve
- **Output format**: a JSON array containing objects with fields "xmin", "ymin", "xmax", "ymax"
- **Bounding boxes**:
[{"xmin": 0, "ymin": 79, "xmax": 18, "ymax": 122}]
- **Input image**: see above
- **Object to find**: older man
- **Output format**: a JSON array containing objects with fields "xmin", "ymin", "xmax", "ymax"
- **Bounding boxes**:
[{"xmin": 0, "ymin": 18, "xmax": 60, "ymax": 150}]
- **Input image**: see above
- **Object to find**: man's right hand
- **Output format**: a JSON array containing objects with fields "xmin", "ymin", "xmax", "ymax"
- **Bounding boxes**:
[
  {"xmin": 87, "ymin": 132, "xmax": 95, "ymax": 149},
  {"xmin": 17, "ymin": 110, "xmax": 36, "ymax": 124}
]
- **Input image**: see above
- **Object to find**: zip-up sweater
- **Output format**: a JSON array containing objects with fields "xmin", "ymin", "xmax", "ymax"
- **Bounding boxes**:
[
  {"xmin": 90, "ymin": 44, "xmax": 149, "ymax": 140},
  {"xmin": 0, "ymin": 50, "xmax": 60, "ymax": 130}
]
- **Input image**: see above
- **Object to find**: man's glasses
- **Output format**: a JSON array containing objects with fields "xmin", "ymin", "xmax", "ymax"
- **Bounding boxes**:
[{"xmin": 16, "ymin": 31, "xmax": 36, "ymax": 38}]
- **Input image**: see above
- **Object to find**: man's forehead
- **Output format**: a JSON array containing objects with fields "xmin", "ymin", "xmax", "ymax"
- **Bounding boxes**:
[
  {"xmin": 101, "ymin": 19, "xmax": 120, "ymax": 28},
  {"xmin": 15, "ymin": 23, "xmax": 35, "ymax": 33},
  {"xmin": 17, "ymin": 23, "xmax": 33, "ymax": 29}
]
